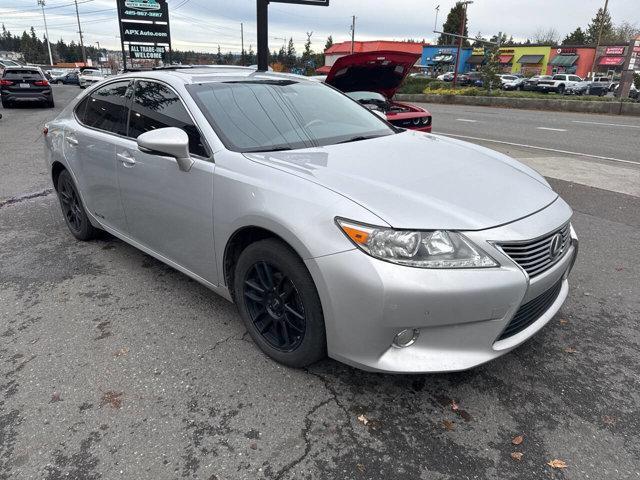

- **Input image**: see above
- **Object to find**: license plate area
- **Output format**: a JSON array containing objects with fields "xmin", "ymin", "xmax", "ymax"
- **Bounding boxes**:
[{"xmin": 20, "ymin": 83, "xmax": 30, "ymax": 88}]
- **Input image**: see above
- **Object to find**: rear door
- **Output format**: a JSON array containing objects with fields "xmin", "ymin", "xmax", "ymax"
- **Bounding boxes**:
[
  {"xmin": 63, "ymin": 80, "xmax": 132, "ymax": 233},
  {"xmin": 114, "ymin": 79, "xmax": 217, "ymax": 283}
]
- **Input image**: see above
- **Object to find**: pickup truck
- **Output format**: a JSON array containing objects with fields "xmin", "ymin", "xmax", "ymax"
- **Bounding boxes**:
[{"xmin": 536, "ymin": 74, "xmax": 583, "ymax": 94}]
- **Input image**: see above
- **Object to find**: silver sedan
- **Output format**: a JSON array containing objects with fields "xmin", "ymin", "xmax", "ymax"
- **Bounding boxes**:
[{"xmin": 43, "ymin": 67, "xmax": 578, "ymax": 373}]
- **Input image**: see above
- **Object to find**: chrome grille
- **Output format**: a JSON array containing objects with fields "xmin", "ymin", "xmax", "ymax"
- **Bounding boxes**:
[{"xmin": 498, "ymin": 224, "xmax": 571, "ymax": 278}]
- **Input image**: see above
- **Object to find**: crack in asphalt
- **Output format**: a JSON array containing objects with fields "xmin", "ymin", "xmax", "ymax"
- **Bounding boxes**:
[
  {"xmin": 272, "ymin": 397, "xmax": 333, "ymax": 480},
  {"xmin": 0, "ymin": 189, "xmax": 54, "ymax": 208}
]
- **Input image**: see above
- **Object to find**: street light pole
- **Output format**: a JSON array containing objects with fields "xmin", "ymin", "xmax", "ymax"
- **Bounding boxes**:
[
  {"xmin": 350, "ymin": 15, "xmax": 356, "ymax": 54},
  {"xmin": 95, "ymin": 41, "xmax": 101, "ymax": 73},
  {"xmin": 37, "ymin": 0, "xmax": 54, "ymax": 67},
  {"xmin": 452, "ymin": 1, "xmax": 473, "ymax": 89}
]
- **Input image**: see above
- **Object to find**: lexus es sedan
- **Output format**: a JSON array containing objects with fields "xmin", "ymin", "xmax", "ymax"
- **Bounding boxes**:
[{"xmin": 44, "ymin": 66, "xmax": 578, "ymax": 373}]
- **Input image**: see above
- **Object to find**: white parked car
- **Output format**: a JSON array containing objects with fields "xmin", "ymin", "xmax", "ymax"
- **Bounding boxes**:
[
  {"xmin": 78, "ymin": 69, "xmax": 105, "ymax": 88},
  {"xmin": 536, "ymin": 74, "xmax": 583, "ymax": 94}
]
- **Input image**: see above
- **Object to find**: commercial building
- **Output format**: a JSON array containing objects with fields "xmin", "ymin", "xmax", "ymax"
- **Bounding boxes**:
[
  {"xmin": 420, "ymin": 45, "xmax": 473, "ymax": 74},
  {"xmin": 497, "ymin": 45, "xmax": 552, "ymax": 75},
  {"xmin": 318, "ymin": 40, "xmax": 424, "ymax": 74},
  {"xmin": 594, "ymin": 44, "xmax": 629, "ymax": 77},
  {"xmin": 547, "ymin": 46, "xmax": 596, "ymax": 78}
]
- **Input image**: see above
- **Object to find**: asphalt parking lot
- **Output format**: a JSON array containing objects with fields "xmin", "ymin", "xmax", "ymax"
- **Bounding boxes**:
[{"xmin": 1, "ymin": 85, "xmax": 639, "ymax": 480}]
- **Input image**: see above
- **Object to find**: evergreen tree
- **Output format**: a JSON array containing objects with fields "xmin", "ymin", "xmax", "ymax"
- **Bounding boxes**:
[
  {"xmin": 324, "ymin": 35, "xmax": 333, "ymax": 51},
  {"xmin": 586, "ymin": 7, "xmax": 614, "ymax": 44},
  {"xmin": 215, "ymin": 45, "xmax": 223, "ymax": 64},
  {"xmin": 562, "ymin": 27, "xmax": 587, "ymax": 45},
  {"xmin": 438, "ymin": 2, "xmax": 470, "ymax": 46}
]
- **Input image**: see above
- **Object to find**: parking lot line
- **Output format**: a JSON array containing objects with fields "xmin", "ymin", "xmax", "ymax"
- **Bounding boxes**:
[
  {"xmin": 456, "ymin": 118, "xmax": 478, "ymax": 123},
  {"xmin": 572, "ymin": 120, "xmax": 640, "ymax": 129},
  {"xmin": 436, "ymin": 132, "xmax": 640, "ymax": 166},
  {"xmin": 536, "ymin": 127, "xmax": 568, "ymax": 132}
]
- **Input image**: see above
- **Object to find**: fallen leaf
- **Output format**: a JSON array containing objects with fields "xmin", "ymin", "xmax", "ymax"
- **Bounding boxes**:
[
  {"xmin": 451, "ymin": 400, "xmax": 459, "ymax": 411},
  {"xmin": 547, "ymin": 459, "xmax": 567, "ymax": 469},
  {"xmin": 442, "ymin": 420, "xmax": 455, "ymax": 431},
  {"xmin": 249, "ymin": 441, "xmax": 257, "ymax": 450},
  {"xmin": 357, "ymin": 414, "xmax": 369, "ymax": 426},
  {"xmin": 559, "ymin": 319, "xmax": 569, "ymax": 325},
  {"xmin": 602, "ymin": 415, "xmax": 616, "ymax": 426},
  {"xmin": 114, "ymin": 347, "xmax": 129, "ymax": 357},
  {"xmin": 50, "ymin": 392, "xmax": 62, "ymax": 403},
  {"xmin": 511, "ymin": 452, "xmax": 524, "ymax": 461},
  {"xmin": 100, "ymin": 391, "xmax": 123, "ymax": 409},
  {"xmin": 564, "ymin": 347, "xmax": 577, "ymax": 354},
  {"xmin": 512, "ymin": 435, "xmax": 524, "ymax": 445},
  {"xmin": 356, "ymin": 463, "xmax": 365, "ymax": 473}
]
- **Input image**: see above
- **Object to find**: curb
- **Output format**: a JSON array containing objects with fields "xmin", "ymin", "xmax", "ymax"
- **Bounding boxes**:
[{"xmin": 395, "ymin": 94, "xmax": 640, "ymax": 116}]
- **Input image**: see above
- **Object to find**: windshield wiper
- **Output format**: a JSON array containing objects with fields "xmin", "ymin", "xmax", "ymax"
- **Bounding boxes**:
[
  {"xmin": 244, "ymin": 146, "xmax": 293, "ymax": 153},
  {"xmin": 336, "ymin": 134, "xmax": 385, "ymax": 144}
]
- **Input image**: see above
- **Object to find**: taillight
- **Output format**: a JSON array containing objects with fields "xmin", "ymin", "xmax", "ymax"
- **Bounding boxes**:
[
  {"xmin": 0, "ymin": 79, "xmax": 13, "ymax": 86},
  {"xmin": 34, "ymin": 80, "xmax": 49, "ymax": 86}
]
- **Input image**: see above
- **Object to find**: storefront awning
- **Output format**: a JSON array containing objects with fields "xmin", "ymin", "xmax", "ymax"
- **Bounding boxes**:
[
  {"xmin": 549, "ymin": 55, "xmax": 578, "ymax": 67},
  {"xmin": 498, "ymin": 55, "xmax": 513, "ymax": 64},
  {"xmin": 598, "ymin": 56, "xmax": 625, "ymax": 66},
  {"xmin": 433, "ymin": 54, "xmax": 454, "ymax": 63},
  {"xmin": 517, "ymin": 54, "xmax": 544, "ymax": 64},
  {"xmin": 466, "ymin": 55, "xmax": 484, "ymax": 64}
]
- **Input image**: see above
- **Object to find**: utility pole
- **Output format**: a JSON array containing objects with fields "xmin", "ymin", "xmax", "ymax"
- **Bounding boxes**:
[
  {"xmin": 241, "ymin": 22, "xmax": 244, "ymax": 65},
  {"xmin": 589, "ymin": 0, "xmax": 609, "ymax": 80},
  {"xmin": 74, "ymin": 0, "xmax": 86, "ymax": 64},
  {"xmin": 350, "ymin": 15, "xmax": 356, "ymax": 54},
  {"xmin": 452, "ymin": 1, "xmax": 472, "ymax": 89},
  {"xmin": 37, "ymin": 0, "xmax": 54, "ymax": 67},
  {"xmin": 434, "ymin": 5, "xmax": 440, "ymax": 34},
  {"xmin": 95, "ymin": 41, "xmax": 101, "ymax": 73}
]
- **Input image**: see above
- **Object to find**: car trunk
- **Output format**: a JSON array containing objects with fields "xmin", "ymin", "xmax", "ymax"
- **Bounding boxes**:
[{"xmin": 1, "ymin": 69, "xmax": 49, "ymax": 94}]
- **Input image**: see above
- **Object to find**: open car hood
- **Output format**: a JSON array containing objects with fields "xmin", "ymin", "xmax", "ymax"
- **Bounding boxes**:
[{"xmin": 324, "ymin": 51, "xmax": 420, "ymax": 99}]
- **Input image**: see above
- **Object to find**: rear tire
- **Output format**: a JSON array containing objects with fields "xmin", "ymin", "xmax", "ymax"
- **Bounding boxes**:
[
  {"xmin": 47, "ymin": 99, "xmax": 55, "ymax": 108},
  {"xmin": 1, "ymin": 99, "xmax": 10, "ymax": 108},
  {"xmin": 56, "ymin": 169, "xmax": 98, "ymax": 241},
  {"xmin": 233, "ymin": 239, "xmax": 326, "ymax": 368}
]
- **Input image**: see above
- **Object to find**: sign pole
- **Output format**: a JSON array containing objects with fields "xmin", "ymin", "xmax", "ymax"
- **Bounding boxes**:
[{"xmin": 257, "ymin": 0, "xmax": 269, "ymax": 71}]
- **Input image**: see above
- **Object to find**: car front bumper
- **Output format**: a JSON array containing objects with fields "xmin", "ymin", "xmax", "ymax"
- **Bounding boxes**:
[{"xmin": 306, "ymin": 198, "xmax": 576, "ymax": 373}]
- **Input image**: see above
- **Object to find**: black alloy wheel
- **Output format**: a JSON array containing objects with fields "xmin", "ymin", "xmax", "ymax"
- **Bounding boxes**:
[
  {"xmin": 234, "ymin": 239, "xmax": 326, "ymax": 368},
  {"xmin": 56, "ymin": 170, "xmax": 98, "ymax": 241},
  {"xmin": 243, "ymin": 261, "xmax": 306, "ymax": 352}
]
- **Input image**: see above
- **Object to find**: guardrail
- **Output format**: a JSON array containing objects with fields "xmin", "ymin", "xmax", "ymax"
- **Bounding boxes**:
[{"xmin": 395, "ymin": 94, "xmax": 640, "ymax": 116}]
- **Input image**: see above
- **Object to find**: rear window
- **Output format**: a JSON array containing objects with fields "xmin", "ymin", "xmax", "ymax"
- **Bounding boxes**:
[{"xmin": 3, "ymin": 69, "xmax": 42, "ymax": 80}]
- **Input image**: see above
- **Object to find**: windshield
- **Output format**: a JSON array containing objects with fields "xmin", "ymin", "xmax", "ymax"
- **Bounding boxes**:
[
  {"xmin": 83, "ymin": 70, "xmax": 101, "ymax": 76},
  {"xmin": 187, "ymin": 80, "xmax": 395, "ymax": 152}
]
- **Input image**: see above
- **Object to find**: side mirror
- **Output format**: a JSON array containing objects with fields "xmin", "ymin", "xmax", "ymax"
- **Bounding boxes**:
[{"xmin": 136, "ymin": 127, "xmax": 194, "ymax": 172}]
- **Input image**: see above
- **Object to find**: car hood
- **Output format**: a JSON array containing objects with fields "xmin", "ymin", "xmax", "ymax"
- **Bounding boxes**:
[
  {"xmin": 324, "ymin": 51, "xmax": 420, "ymax": 99},
  {"xmin": 243, "ymin": 131, "xmax": 558, "ymax": 230}
]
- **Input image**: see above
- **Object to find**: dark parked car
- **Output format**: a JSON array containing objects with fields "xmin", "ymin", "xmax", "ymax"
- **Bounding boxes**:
[
  {"xmin": 568, "ymin": 81, "xmax": 608, "ymax": 96},
  {"xmin": 459, "ymin": 71, "xmax": 483, "ymax": 87},
  {"xmin": 522, "ymin": 75, "xmax": 553, "ymax": 91},
  {"xmin": 54, "ymin": 72, "xmax": 80, "ymax": 85},
  {"xmin": 1, "ymin": 66, "xmax": 54, "ymax": 108}
]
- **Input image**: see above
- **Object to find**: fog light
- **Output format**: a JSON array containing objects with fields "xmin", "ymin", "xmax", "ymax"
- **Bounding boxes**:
[{"xmin": 392, "ymin": 329, "xmax": 420, "ymax": 348}]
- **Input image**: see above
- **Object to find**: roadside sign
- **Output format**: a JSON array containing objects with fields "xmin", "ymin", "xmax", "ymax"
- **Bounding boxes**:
[
  {"xmin": 129, "ymin": 44, "xmax": 166, "ymax": 59},
  {"xmin": 116, "ymin": 0, "xmax": 171, "ymax": 69}
]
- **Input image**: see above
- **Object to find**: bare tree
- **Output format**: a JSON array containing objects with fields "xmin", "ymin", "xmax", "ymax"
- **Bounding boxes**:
[
  {"xmin": 612, "ymin": 21, "xmax": 640, "ymax": 44},
  {"xmin": 533, "ymin": 27, "xmax": 559, "ymax": 45}
]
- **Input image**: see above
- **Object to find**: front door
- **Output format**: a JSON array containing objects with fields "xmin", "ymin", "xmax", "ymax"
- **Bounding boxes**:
[{"xmin": 115, "ymin": 79, "xmax": 217, "ymax": 284}]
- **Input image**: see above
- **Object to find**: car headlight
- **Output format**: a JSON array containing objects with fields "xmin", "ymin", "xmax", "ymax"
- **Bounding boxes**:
[{"xmin": 336, "ymin": 219, "xmax": 498, "ymax": 268}]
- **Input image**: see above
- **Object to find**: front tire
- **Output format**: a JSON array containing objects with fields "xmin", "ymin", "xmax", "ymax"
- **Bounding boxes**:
[
  {"xmin": 233, "ymin": 239, "xmax": 326, "ymax": 368},
  {"xmin": 557, "ymin": 84, "xmax": 565, "ymax": 95},
  {"xmin": 56, "ymin": 170, "xmax": 98, "ymax": 241}
]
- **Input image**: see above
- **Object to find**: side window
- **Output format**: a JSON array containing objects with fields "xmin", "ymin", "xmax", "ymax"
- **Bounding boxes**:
[
  {"xmin": 82, "ymin": 81, "xmax": 131, "ymax": 135},
  {"xmin": 128, "ymin": 80, "xmax": 207, "ymax": 157},
  {"xmin": 570, "ymin": 76, "xmax": 582, "ymax": 82}
]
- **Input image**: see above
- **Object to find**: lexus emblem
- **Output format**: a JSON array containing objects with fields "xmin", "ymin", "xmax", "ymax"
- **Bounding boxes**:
[{"xmin": 549, "ymin": 233, "xmax": 563, "ymax": 259}]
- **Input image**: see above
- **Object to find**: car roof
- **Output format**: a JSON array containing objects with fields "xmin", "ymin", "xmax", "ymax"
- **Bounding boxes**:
[{"xmin": 116, "ymin": 65, "xmax": 311, "ymax": 86}]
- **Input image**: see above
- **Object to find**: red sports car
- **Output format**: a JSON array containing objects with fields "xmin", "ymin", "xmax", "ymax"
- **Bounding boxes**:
[{"xmin": 322, "ymin": 51, "xmax": 432, "ymax": 132}]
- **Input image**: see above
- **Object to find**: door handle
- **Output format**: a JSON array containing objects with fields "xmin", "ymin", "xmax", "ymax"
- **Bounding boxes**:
[
  {"xmin": 65, "ymin": 136, "xmax": 78, "ymax": 146},
  {"xmin": 117, "ymin": 152, "xmax": 136, "ymax": 167}
]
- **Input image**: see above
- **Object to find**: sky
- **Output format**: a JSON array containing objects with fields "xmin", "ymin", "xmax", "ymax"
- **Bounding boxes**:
[{"xmin": 0, "ymin": 0, "xmax": 638, "ymax": 55}]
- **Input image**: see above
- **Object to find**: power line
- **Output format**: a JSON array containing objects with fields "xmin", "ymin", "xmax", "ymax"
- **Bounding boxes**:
[{"xmin": 0, "ymin": 0, "xmax": 94, "ymax": 16}]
